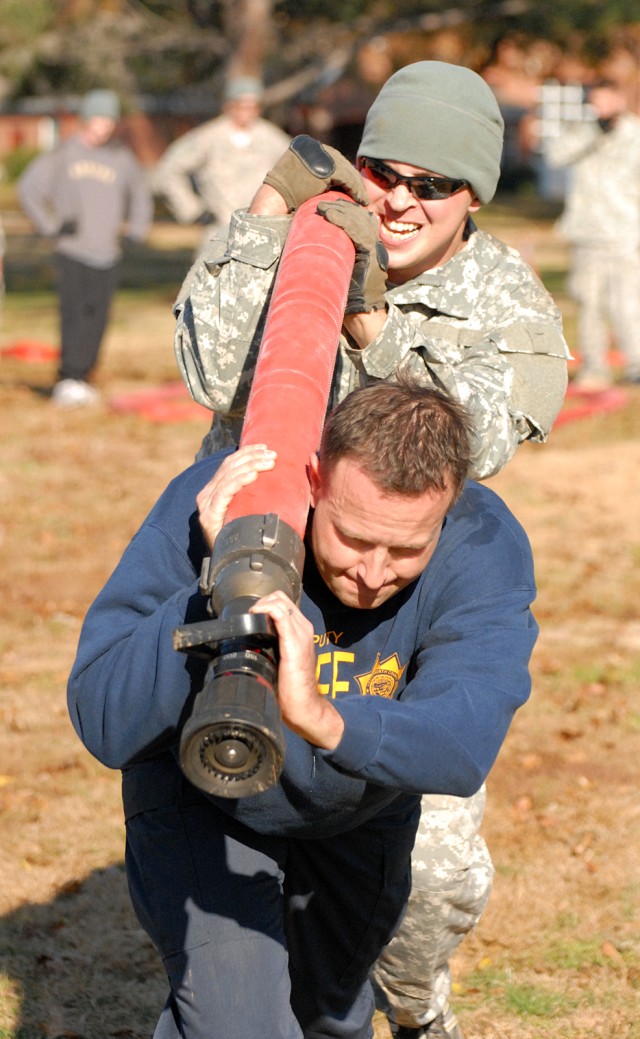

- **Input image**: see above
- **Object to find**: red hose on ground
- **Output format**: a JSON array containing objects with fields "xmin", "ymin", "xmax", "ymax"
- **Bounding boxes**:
[{"xmin": 225, "ymin": 191, "xmax": 356, "ymax": 538}]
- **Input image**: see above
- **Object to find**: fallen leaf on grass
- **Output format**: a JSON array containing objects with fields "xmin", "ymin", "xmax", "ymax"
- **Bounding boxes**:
[
  {"xmin": 510, "ymin": 794, "xmax": 533, "ymax": 819},
  {"xmin": 627, "ymin": 967, "xmax": 640, "ymax": 988},
  {"xmin": 571, "ymin": 832, "xmax": 593, "ymax": 856},
  {"xmin": 56, "ymin": 877, "xmax": 83, "ymax": 896},
  {"xmin": 519, "ymin": 753, "xmax": 542, "ymax": 771},
  {"xmin": 601, "ymin": 939, "xmax": 624, "ymax": 963}
]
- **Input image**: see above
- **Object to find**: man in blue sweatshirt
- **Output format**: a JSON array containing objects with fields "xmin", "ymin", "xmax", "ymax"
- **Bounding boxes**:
[{"xmin": 68, "ymin": 382, "xmax": 537, "ymax": 1039}]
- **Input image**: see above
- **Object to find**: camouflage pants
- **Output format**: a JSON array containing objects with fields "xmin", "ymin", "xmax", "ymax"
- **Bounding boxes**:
[
  {"xmin": 570, "ymin": 245, "xmax": 640, "ymax": 380},
  {"xmin": 196, "ymin": 412, "xmax": 245, "ymax": 459},
  {"xmin": 371, "ymin": 787, "xmax": 493, "ymax": 1030}
]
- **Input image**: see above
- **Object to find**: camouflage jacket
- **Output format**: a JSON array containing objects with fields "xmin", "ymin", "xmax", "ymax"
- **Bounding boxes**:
[
  {"xmin": 546, "ymin": 113, "xmax": 640, "ymax": 249},
  {"xmin": 174, "ymin": 209, "xmax": 570, "ymax": 478},
  {"xmin": 154, "ymin": 116, "xmax": 290, "ymax": 233}
]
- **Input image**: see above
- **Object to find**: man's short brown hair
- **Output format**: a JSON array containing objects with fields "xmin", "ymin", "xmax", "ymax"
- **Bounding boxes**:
[{"xmin": 319, "ymin": 380, "xmax": 472, "ymax": 502}]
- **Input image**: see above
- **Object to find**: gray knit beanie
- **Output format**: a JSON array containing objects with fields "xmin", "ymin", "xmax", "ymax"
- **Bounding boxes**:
[
  {"xmin": 80, "ymin": 89, "xmax": 120, "ymax": 121},
  {"xmin": 357, "ymin": 61, "xmax": 504, "ymax": 204},
  {"xmin": 224, "ymin": 76, "xmax": 264, "ymax": 102}
]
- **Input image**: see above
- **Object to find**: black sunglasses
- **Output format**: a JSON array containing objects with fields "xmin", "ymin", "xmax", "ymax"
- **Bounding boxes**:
[{"xmin": 358, "ymin": 156, "xmax": 469, "ymax": 201}]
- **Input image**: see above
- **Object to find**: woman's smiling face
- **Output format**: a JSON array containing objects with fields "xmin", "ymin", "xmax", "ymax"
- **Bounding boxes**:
[{"xmin": 360, "ymin": 159, "xmax": 481, "ymax": 283}]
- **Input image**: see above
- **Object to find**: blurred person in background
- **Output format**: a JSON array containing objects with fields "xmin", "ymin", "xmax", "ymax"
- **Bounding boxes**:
[
  {"xmin": 545, "ymin": 79, "xmax": 640, "ymax": 389},
  {"xmin": 154, "ymin": 76, "xmax": 290, "ymax": 245},
  {"xmin": 0, "ymin": 215, "xmax": 4, "ymax": 333},
  {"xmin": 173, "ymin": 61, "xmax": 570, "ymax": 1039},
  {"xmin": 18, "ymin": 89, "xmax": 153, "ymax": 408}
]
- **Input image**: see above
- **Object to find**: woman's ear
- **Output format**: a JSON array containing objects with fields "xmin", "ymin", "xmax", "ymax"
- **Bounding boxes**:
[{"xmin": 308, "ymin": 453, "xmax": 321, "ymax": 508}]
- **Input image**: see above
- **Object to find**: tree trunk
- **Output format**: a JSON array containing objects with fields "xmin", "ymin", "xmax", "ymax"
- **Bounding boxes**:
[{"xmin": 223, "ymin": 0, "xmax": 273, "ymax": 81}]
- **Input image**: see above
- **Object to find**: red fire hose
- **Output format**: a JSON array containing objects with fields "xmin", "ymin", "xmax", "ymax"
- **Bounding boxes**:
[
  {"xmin": 175, "ymin": 190, "xmax": 357, "ymax": 797},
  {"xmin": 225, "ymin": 190, "xmax": 356, "ymax": 537}
]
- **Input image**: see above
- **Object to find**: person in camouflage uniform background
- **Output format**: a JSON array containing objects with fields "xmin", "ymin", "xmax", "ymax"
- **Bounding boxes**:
[
  {"xmin": 153, "ymin": 76, "xmax": 290, "ymax": 246},
  {"xmin": 545, "ymin": 79, "xmax": 640, "ymax": 390},
  {"xmin": 173, "ymin": 61, "xmax": 570, "ymax": 1039}
]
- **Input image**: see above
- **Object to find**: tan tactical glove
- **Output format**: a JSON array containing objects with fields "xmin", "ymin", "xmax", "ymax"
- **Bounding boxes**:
[
  {"xmin": 316, "ymin": 199, "xmax": 389, "ymax": 314},
  {"xmin": 263, "ymin": 135, "xmax": 369, "ymax": 211}
]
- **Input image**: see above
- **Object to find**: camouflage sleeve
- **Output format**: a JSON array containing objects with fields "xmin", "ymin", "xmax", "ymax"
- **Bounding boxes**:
[
  {"xmin": 155, "ymin": 127, "xmax": 214, "ymax": 223},
  {"xmin": 174, "ymin": 209, "xmax": 292, "ymax": 413},
  {"xmin": 544, "ymin": 122, "xmax": 601, "ymax": 169},
  {"xmin": 124, "ymin": 153, "xmax": 154, "ymax": 242},
  {"xmin": 354, "ymin": 301, "xmax": 569, "ymax": 480}
]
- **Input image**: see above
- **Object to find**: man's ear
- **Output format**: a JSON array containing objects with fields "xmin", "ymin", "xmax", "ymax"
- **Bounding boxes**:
[
  {"xmin": 468, "ymin": 195, "xmax": 482, "ymax": 214},
  {"xmin": 308, "ymin": 452, "xmax": 322, "ymax": 508}
]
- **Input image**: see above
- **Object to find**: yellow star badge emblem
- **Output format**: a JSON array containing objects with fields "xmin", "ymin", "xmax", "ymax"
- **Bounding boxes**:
[{"xmin": 355, "ymin": 652, "xmax": 407, "ymax": 699}]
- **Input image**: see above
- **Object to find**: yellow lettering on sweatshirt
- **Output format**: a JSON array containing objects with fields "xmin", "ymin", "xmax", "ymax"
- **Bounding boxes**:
[{"xmin": 69, "ymin": 161, "xmax": 117, "ymax": 184}]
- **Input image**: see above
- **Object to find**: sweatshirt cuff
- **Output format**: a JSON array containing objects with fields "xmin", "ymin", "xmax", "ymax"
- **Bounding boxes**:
[{"xmin": 323, "ymin": 696, "xmax": 382, "ymax": 774}]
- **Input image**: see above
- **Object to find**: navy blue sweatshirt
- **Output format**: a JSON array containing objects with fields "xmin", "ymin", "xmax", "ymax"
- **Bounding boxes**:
[{"xmin": 68, "ymin": 454, "xmax": 538, "ymax": 838}]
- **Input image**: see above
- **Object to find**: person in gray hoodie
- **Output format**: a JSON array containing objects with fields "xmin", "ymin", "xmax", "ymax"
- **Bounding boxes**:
[{"xmin": 19, "ymin": 89, "xmax": 153, "ymax": 406}]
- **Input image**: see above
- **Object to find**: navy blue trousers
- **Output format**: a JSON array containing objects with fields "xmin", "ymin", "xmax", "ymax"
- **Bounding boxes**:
[
  {"xmin": 54, "ymin": 253, "xmax": 120, "ymax": 381},
  {"xmin": 124, "ymin": 783, "xmax": 417, "ymax": 1039}
]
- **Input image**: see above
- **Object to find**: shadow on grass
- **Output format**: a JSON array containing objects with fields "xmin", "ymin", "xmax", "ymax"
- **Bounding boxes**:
[
  {"xmin": 5, "ymin": 234, "xmax": 195, "ymax": 296},
  {"xmin": 0, "ymin": 379, "xmax": 53, "ymax": 399},
  {"xmin": 0, "ymin": 864, "xmax": 166, "ymax": 1039}
]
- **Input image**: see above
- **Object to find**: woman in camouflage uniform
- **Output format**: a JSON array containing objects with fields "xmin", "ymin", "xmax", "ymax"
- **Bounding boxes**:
[{"xmin": 173, "ymin": 61, "xmax": 570, "ymax": 1039}]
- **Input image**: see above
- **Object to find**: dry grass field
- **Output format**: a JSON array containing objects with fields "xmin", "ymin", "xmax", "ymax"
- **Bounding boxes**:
[{"xmin": 1, "ymin": 195, "xmax": 639, "ymax": 1038}]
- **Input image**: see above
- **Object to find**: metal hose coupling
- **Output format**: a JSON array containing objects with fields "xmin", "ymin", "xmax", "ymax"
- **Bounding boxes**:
[{"xmin": 173, "ymin": 513, "xmax": 305, "ymax": 798}]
